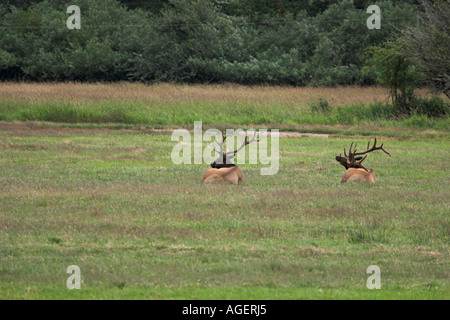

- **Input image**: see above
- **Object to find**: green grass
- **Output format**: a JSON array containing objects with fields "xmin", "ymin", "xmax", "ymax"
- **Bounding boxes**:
[
  {"xmin": 2, "ymin": 286, "xmax": 445, "ymax": 300},
  {"xmin": 0, "ymin": 124, "xmax": 448, "ymax": 299},
  {"xmin": 0, "ymin": 99, "xmax": 448, "ymax": 130}
]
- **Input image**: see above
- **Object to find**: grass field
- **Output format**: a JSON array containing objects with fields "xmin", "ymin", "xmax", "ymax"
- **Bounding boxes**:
[
  {"xmin": 0, "ymin": 82, "xmax": 448, "ymax": 130},
  {"xmin": 0, "ymin": 83, "xmax": 449, "ymax": 299}
]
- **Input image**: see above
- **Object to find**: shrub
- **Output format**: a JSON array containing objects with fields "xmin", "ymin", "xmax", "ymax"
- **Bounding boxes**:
[
  {"xmin": 401, "ymin": 114, "xmax": 434, "ymax": 128},
  {"xmin": 413, "ymin": 95, "xmax": 449, "ymax": 118},
  {"xmin": 368, "ymin": 102, "xmax": 397, "ymax": 119},
  {"xmin": 309, "ymin": 97, "xmax": 332, "ymax": 114}
]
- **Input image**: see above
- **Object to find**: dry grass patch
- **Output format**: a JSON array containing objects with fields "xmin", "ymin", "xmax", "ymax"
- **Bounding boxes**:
[{"xmin": 0, "ymin": 82, "xmax": 430, "ymax": 106}]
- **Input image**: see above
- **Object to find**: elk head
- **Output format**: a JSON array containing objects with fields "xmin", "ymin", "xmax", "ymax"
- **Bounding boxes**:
[{"xmin": 335, "ymin": 138, "xmax": 391, "ymax": 183}]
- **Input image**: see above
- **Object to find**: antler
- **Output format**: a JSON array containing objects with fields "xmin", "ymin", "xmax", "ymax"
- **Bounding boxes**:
[
  {"xmin": 226, "ymin": 130, "xmax": 259, "ymax": 160},
  {"xmin": 336, "ymin": 138, "xmax": 391, "ymax": 171},
  {"xmin": 352, "ymin": 137, "xmax": 391, "ymax": 158},
  {"xmin": 211, "ymin": 129, "xmax": 231, "ymax": 155},
  {"xmin": 210, "ymin": 130, "xmax": 259, "ymax": 168}
]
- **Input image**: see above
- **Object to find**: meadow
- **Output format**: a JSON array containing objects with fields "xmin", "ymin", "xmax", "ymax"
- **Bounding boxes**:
[
  {"xmin": 0, "ymin": 83, "xmax": 448, "ymax": 299},
  {"xmin": 0, "ymin": 82, "xmax": 448, "ymax": 131}
]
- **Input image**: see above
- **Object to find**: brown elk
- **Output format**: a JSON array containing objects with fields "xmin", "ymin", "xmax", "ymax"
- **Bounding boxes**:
[
  {"xmin": 201, "ymin": 130, "xmax": 259, "ymax": 185},
  {"xmin": 335, "ymin": 138, "xmax": 390, "ymax": 184}
]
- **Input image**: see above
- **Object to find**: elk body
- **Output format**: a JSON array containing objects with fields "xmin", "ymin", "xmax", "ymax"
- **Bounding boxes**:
[
  {"xmin": 340, "ymin": 168, "xmax": 375, "ymax": 184},
  {"xmin": 201, "ymin": 130, "xmax": 258, "ymax": 185},
  {"xmin": 335, "ymin": 138, "xmax": 390, "ymax": 184},
  {"xmin": 201, "ymin": 166, "xmax": 244, "ymax": 185}
]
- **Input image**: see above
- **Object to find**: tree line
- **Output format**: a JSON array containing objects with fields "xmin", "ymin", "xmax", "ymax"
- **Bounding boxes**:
[{"xmin": 0, "ymin": 0, "xmax": 447, "ymax": 97}]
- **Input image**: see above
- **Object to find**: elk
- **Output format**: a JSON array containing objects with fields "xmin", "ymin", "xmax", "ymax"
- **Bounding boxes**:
[
  {"xmin": 201, "ymin": 130, "xmax": 259, "ymax": 185},
  {"xmin": 335, "ymin": 138, "xmax": 391, "ymax": 184}
]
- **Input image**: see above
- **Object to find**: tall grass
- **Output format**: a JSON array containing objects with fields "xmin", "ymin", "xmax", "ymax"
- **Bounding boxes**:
[
  {"xmin": 0, "ymin": 82, "xmax": 396, "ymax": 105},
  {"xmin": 0, "ymin": 82, "xmax": 447, "ymax": 130}
]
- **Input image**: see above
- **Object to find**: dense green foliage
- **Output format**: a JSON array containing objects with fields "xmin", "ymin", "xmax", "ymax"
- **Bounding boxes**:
[
  {"xmin": 0, "ymin": 0, "xmax": 419, "ymax": 85},
  {"xmin": 398, "ymin": 0, "xmax": 450, "ymax": 98},
  {"xmin": 0, "ymin": 0, "xmax": 151, "ymax": 81},
  {"xmin": 360, "ymin": 1, "xmax": 449, "ymax": 116},
  {"xmin": 362, "ymin": 42, "xmax": 423, "ymax": 115}
]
